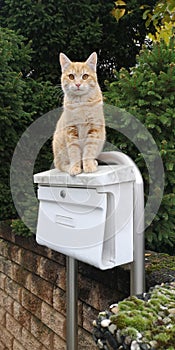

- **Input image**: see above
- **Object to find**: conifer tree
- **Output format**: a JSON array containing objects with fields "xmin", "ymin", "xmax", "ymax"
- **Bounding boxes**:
[
  {"xmin": 0, "ymin": 0, "xmax": 156, "ymax": 84},
  {"xmin": 105, "ymin": 37, "xmax": 175, "ymax": 252},
  {"xmin": 0, "ymin": 27, "xmax": 58, "ymax": 221}
]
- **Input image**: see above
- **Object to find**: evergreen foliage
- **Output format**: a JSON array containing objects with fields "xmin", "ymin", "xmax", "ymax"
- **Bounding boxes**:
[
  {"xmin": 0, "ymin": 27, "xmax": 58, "ymax": 221},
  {"xmin": 0, "ymin": 2, "xmax": 174, "ymax": 250},
  {"xmin": 105, "ymin": 37, "xmax": 175, "ymax": 253},
  {"xmin": 0, "ymin": 0, "xmax": 156, "ymax": 85}
]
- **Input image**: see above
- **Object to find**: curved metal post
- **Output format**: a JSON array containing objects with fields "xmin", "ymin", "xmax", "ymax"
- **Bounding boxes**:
[{"xmin": 99, "ymin": 151, "xmax": 145, "ymax": 295}]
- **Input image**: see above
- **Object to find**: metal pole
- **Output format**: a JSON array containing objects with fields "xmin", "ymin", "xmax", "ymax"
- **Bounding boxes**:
[
  {"xmin": 130, "ymin": 180, "xmax": 145, "ymax": 296},
  {"xmin": 66, "ymin": 256, "xmax": 78, "ymax": 350}
]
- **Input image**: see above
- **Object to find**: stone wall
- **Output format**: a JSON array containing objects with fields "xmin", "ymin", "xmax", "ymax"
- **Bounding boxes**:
[{"xmin": 0, "ymin": 225, "xmax": 129, "ymax": 350}]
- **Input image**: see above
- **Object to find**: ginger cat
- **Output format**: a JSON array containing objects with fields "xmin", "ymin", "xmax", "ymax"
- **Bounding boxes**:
[{"xmin": 52, "ymin": 52, "xmax": 105, "ymax": 176}]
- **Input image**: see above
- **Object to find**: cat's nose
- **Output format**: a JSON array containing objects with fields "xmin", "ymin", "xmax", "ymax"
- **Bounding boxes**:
[{"xmin": 75, "ymin": 83, "xmax": 81, "ymax": 88}]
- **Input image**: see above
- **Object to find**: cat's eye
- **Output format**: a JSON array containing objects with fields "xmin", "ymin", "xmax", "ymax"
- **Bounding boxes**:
[
  {"xmin": 69, "ymin": 74, "xmax": 75, "ymax": 80},
  {"xmin": 82, "ymin": 74, "xmax": 89, "ymax": 80}
]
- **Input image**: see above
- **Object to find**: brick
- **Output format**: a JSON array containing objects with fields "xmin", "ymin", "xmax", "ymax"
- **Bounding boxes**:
[
  {"xmin": 22, "ymin": 288, "xmax": 42, "ymax": 319},
  {"xmin": 0, "ymin": 289, "xmax": 6, "ymax": 306},
  {"xmin": 31, "ymin": 315, "xmax": 53, "ymax": 349},
  {"xmin": 5, "ymin": 277, "xmax": 22, "ymax": 303},
  {"xmin": 6, "ymin": 313, "xmax": 22, "ymax": 342},
  {"xmin": 82, "ymin": 304, "xmax": 98, "ymax": 333},
  {"xmin": 21, "ymin": 327, "xmax": 42, "ymax": 350},
  {"xmin": 20, "ymin": 249, "xmax": 40, "ymax": 274},
  {"xmin": 78, "ymin": 274, "xmax": 101, "ymax": 309},
  {"xmin": 38, "ymin": 257, "xmax": 66, "ymax": 290},
  {"xmin": 0, "ymin": 325, "xmax": 13, "ymax": 348},
  {"xmin": 4, "ymin": 258, "xmax": 13, "ymax": 278},
  {"xmin": 0, "ymin": 307, "xmax": 6, "ymax": 325},
  {"xmin": 15, "ymin": 234, "xmax": 47, "ymax": 258},
  {"xmin": 13, "ymin": 339, "xmax": 25, "ymax": 350},
  {"xmin": 13, "ymin": 301, "xmax": 31, "ymax": 330},
  {"xmin": 12, "ymin": 263, "xmax": 31, "ymax": 290},
  {"xmin": 53, "ymin": 287, "xmax": 66, "ymax": 315},
  {"xmin": 9, "ymin": 245, "xmax": 22, "ymax": 265},
  {"xmin": 0, "ymin": 289, "xmax": 14, "ymax": 314},
  {"xmin": 31, "ymin": 274, "xmax": 53, "ymax": 305},
  {"xmin": 78, "ymin": 327, "xmax": 98, "ymax": 350},
  {"xmin": 78, "ymin": 301, "xmax": 83, "ymax": 327},
  {"xmin": 0, "ymin": 272, "xmax": 6, "ymax": 289},
  {"xmin": 79, "ymin": 274, "xmax": 118, "ymax": 311},
  {"xmin": 38, "ymin": 257, "xmax": 59, "ymax": 284},
  {"xmin": 47, "ymin": 249, "xmax": 66, "ymax": 266},
  {"xmin": 53, "ymin": 288, "xmax": 83, "ymax": 326},
  {"xmin": 0, "ymin": 240, "xmax": 9, "ymax": 257},
  {"xmin": 41, "ymin": 301, "xmax": 66, "ymax": 339},
  {"xmin": 55, "ymin": 265, "xmax": 66, "ymax": 291},
  {"xmin": 0, "ymin": 340, "xmax": 6, "ymax": 350},
  {"xmin": 4, "ymin": 294, "xmax": 14, "ymax": 315},
  {"xmin": 53, "ymin": 333, "xmax": 66, "ymax": 350},
  {"xmin": 0, "ymin": 256, "xmax": 4, "ymax": 273}
]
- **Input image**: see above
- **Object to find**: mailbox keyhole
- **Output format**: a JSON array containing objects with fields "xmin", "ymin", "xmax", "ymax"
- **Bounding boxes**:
[{"xmin": 60, "ymin": 190, "xmax": 66, "ymax": 198}]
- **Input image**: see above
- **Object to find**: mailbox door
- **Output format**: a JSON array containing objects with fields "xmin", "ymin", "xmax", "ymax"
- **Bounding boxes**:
[{"xmin": 36, "ymin": 186, "xmax": 107, "ymax": 265}]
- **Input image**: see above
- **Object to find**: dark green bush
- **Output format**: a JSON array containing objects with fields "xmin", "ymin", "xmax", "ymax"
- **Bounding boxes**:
[
  {"xmin": 11, "ymin": 219, "xmax": 33, "ymax": 238},
  {"xmin": 104, "ymin": 37, "xmax": 175, "ymax": 253},
  {"xmin": 0, "ymin": 27, "xmax": 32, "ymax": 219},
  {"xmin": 0, "ymin": 0, "xmax": 156, "ymax": 84},
  {"xmin": 0, "ymin": 27, "xmax": 59, "ymax": 223}
]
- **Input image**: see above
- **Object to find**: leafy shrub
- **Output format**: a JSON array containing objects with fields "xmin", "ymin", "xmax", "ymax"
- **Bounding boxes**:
[
  {"xmin": 0, "ymin": 27, "xmax": 32, "ymax": 219},
  {"xmin": 0, "ymin": 27, "xmax": 59, "ymax": 223},
  {"xmin": 104, "ymin": 37, "xmax": 175, "ymax": 253},
  {"xmin": 0, "ymin": 0, "xmax": 156, "ymax": 84},
  {"xmin": 11, "ymin": 219, "xmax": 33, "ymax": 238}
]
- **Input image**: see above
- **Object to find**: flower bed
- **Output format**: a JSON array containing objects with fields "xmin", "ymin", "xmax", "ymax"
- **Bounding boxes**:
[{"xmin": 93, "ymin": 281, "xmax": 175, "ymax": 350}]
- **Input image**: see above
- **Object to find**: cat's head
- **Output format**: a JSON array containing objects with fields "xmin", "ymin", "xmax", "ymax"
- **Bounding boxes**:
[{"xmin": 59, "ymin": 52, "xmax": 98, "ymax": 96}]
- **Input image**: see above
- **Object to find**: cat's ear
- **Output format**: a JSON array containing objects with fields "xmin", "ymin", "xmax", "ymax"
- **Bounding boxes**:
[
  {"xmin": 59, "ymin": 53, "xmax": 71, "ymax": 72},
  {"xmin": 86, "ymin": 52, "xmax": 97, "ymax": 72}
]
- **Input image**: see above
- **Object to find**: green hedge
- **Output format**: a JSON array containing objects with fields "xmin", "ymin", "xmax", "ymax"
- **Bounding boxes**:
[
  {"xmin": 1, "ymin": 26, "xmax": 175, "ymax": 252},
  {"xmin": 0, "ymin": 27, "xmax": 59, "ymax": 222},
  {"xmin": 0, "ymin": 0, "xmax": 156, "ymax": 84},
  {"xmin": 104, "ymin": 37, "xmax": 175, "ymax": 253}
]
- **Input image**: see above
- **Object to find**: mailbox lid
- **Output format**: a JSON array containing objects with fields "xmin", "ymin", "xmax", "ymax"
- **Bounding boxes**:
[{"xmin": 34, "ymin": 165, "xmax": 134, "ymax": 187}]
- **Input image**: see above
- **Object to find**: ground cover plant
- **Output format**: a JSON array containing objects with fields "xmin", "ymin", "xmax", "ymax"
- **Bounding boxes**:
[{"xmin": 93, "ymin": 281, "xmax": 175, "ymax": 349}]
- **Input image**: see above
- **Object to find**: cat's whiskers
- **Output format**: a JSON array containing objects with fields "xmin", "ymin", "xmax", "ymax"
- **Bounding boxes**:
[{"xmin": 53, "ymin": 52, "xmax": 105, "ymax": 175}]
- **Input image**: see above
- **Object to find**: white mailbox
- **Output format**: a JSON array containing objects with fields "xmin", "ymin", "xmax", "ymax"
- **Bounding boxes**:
[{"xmin": 34, "ymin": 164, "xmax": 135, "ymax": 270}]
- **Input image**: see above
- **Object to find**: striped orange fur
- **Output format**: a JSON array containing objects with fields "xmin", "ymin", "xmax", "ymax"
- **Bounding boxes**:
[{"xmin": 52, "ymin": 52, "xmax": 105, "ymax": 176}]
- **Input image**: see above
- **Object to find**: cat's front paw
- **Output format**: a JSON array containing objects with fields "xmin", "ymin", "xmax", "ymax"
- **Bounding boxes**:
[
  {"xmin": 69, "ymin": 164, "xmax": 82, "ymax": 176},
  {"xmin": 83, "ymin": 159, "xmax": 98, "ymax": 173}
]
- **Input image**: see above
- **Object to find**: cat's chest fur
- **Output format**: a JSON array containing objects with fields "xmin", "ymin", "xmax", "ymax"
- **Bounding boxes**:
[
  {"xmin": 52, "ymin": 52, "xmax": 105, "ymax": 176},
  {"xmin": 61, "ymin": 101, "xmax": 103, "ymax": 140}
]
